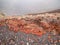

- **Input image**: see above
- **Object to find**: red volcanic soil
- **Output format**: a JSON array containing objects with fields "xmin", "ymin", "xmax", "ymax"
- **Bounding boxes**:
[
  {"xmin": 0, "ymin": 14, "xmax": 60, "ymax": 37},
  {"xmin": 5, "ymin": 19, "xmax": 45, "ymax": 36}
]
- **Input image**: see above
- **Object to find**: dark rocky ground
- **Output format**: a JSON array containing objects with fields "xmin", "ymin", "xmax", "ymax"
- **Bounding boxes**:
[{"xmin": 0, "ymin": 23, "xmax": 60, "ymax": 45}]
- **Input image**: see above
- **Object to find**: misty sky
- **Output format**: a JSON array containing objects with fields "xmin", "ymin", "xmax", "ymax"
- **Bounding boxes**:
[{"xmin": 0, "ymin": 0, "xmax": 60, "ymax": 15}]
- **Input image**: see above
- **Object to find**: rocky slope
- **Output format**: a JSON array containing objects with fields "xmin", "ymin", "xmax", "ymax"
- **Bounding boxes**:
[{"xmin": 0, "ymin": 12, "xmax": 60, "ymax": 45}]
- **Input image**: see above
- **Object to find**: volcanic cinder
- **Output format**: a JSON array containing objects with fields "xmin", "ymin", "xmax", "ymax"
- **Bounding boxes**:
[{"xmin": 0, "ymin": 12, "xmax": 60, "ymax": 45}]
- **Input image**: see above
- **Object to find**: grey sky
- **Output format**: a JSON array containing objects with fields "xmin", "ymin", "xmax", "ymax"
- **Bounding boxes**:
[{"xmin": 0, "ymin": 0, "xmax": 60, "ymax": 15}]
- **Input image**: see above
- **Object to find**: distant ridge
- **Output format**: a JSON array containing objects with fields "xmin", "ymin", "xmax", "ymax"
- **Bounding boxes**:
[
  {"xmin": 27, "ymin": 9, "xmax": 60, "ymax": 15},
  {"xmin": 45, "ymin": 9, "xmax": 60, "ymax": 13}
]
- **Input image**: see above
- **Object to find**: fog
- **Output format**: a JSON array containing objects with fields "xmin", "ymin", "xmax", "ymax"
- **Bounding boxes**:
[{"xmin": 0, "ymin": 0, "xmax": 60, "ymax": 15}]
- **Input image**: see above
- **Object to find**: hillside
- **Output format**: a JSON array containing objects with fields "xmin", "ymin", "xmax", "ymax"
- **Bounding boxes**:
[{"xmin": 0, "ymin": 12, "xmax": 60, "ymax": 45}]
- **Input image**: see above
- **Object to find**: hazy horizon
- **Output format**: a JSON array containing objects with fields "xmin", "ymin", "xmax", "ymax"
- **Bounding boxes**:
[{"xmin": 0, "ymin": 0, "xmax": 60, "ymax": 15}]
